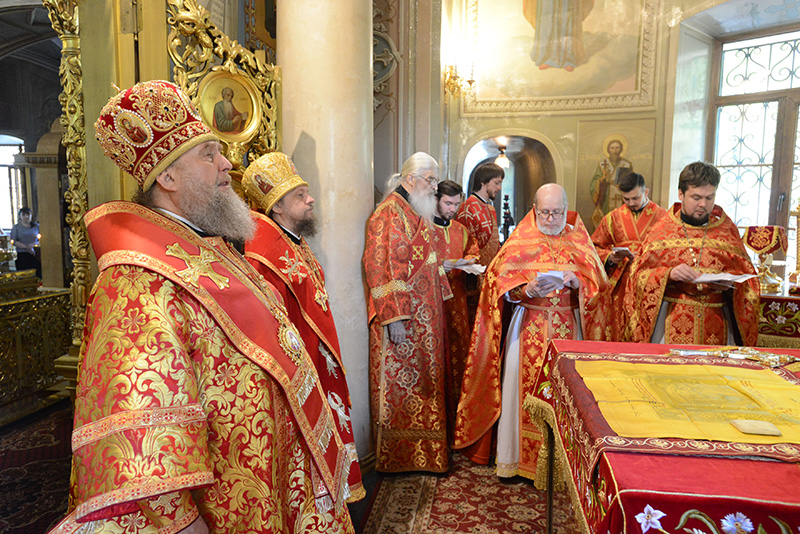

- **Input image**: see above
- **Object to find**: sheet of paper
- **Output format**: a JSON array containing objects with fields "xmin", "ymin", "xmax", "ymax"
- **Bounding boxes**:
[
  {"xmin": 454, "ymin": 263, "xmax": 486, "ymax": 275},
  {"xmin": 537, "ymin": 270, "xmax": 564, "ymax": 290},
  {"xmin": 693, "ymin": 272, "xmax": 758, "ymax": 284},
  {"xmin": 452, "ymin": 259, "xmax": 486, "ymax": 275}
]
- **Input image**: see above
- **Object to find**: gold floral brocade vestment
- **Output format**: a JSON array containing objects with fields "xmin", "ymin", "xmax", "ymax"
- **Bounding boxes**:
[
  {"xmin": 431, "ymin": 218, "xmax": 480, "ymax": 435},
  {"xmin": 591, "ymin": 201, "xmax": 666, "ymax": 340},
  {"xmin": 52, "ymin": 202, "xmax": 354, "ymax": 534},
  {"xmin": 454, "ymin": 210, "xmax": 607, "ymax": 479},
  {"xmin": 625, "ymin": 204, "xmax": 759, "ymax": 346},
  {"xmin": 364, "ymin": 190, "xmax": 452, "ymax": 473}
]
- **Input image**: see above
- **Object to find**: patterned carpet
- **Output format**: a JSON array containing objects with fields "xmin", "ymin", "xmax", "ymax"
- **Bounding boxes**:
[
  {"xmin": 0, "ymin": 399, "xmax": 72, "ymax": 534},
  {"xmin": 361, "ymin": 453, "xmax": 575, "ymax": 534}
]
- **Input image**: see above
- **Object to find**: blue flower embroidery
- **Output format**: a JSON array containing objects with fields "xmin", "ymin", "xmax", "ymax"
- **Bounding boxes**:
[
  {"xmin": 635, "ymin": 505, "xmax": 666, "ymax": 533},
  {"xmin": 721, "ymin": 512, "xmax": 754, "ymax": 534}
]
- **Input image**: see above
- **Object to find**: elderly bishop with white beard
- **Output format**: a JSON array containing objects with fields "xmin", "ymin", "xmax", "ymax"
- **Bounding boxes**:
[
  {"xmin": 454, "ymin": 183, "xmax": 607, "ymax": 480},
  {"xmin": 363, "ymin": 152, "xmax": 453, "ymax": 473}
]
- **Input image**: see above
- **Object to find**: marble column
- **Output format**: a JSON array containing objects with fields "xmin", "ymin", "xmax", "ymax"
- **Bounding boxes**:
[{"xmin": 277, "ymin": 0, "xmax": 374, "ymax": 457}]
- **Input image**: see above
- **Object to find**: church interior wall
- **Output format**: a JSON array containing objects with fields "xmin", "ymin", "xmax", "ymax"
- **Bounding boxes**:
[{"xmin": 15, "ymin": 0, "xmax": 800, "ymax": 470}]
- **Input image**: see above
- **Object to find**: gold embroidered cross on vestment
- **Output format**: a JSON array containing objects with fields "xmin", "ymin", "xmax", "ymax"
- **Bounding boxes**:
[{"xmin": 166, "ymin": 243, "xmax": 230, "ymax": 289}]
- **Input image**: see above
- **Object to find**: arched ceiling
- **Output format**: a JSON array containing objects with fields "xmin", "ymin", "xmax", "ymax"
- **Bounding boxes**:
[{"xmin": 0, "ymin": 2, "xmax": 60, "ymax": 73}]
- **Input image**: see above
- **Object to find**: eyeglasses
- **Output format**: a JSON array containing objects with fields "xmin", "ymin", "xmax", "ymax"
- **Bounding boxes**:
[
  {"xmin": 416, "ymin": 175, "xmax": 438, "ymax": 185},
  {"xmin": 536, "ymin": 209, "xmax": 565, "ymax": 220}
]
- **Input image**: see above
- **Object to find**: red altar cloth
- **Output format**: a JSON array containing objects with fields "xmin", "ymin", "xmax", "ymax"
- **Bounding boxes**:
[{"xmin": 527, "ymin": 340, "xmax": 800, "ymax": 534}]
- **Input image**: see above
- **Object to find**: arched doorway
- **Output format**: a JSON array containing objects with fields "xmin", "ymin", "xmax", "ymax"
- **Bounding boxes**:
[{"xmin": 461, "ymin": 135, "xmax": 556, "ymax": 241}]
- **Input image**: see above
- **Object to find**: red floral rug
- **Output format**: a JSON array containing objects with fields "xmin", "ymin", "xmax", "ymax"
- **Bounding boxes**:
[{"xmin": 361, "ymin": 453, "xmax": 575, "ymax": 534}]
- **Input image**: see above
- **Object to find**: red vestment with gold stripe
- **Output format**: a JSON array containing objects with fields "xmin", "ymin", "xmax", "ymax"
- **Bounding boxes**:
[
  {"xmin": 625, "ymin": 203, "xmax": 759, "ymax": 346},
  {"xmin": 454, "ymin": 194, "xmax": 500, "ymax": 324},
  {"xmin": 431, "ymin": 218, "xmax": 480, "ymax": 437},
  {"xmin": 244, "ymin": 212, "xmax": 364, "ymax": 501},
  {"xmin": 591, "ymin": 201, "xmax": 666, "ymax": 340},
  {"xmin": 49, "ymin": 202, "xmax": 354, "ymax": 534},
  {"xmin": 363, "ymin": 191, "xmax": 452, "ymax": 473},
  {"xmin": 454, "ymin": 210, "xmax": 607, "ymax": 479}
]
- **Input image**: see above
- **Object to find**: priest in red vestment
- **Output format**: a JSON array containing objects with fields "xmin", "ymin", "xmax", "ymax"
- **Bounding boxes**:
[
  {"xmin": 591, "ymin": 172, "xmax": 666, "ymax": 341},
  {"xmin": 454, "ymin": 162, "xmax": 504, "ymax": 323},
  {"xmin": 455, "ymin": 184, "xmax": 607, "ymax": 479},
  {"xmin": 241, "ymin": 151, "xmax": 363, "ymax": 501},
  {"xmin": 625, "ymin": 162, "xmax": 759, "ymax": 346},
  {"xmin": 363, "ymin": 152, "xmax": 452, "ymax": 473},
  {"xmin": 431, "ymin": 180, "xmax": 480, "ymax": 438},
  {"xmin": 49, "ymin": 81, "xmax": 355, "ymax": 534}
]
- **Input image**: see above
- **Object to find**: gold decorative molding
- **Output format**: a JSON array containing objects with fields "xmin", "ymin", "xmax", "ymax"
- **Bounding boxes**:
[
  {"xmin": 167, "ymin": 0, "xmax": 280, "ymax": 169},
  {"xmin": 42, "ymin": 0, "xmax": 90, "ymax": 349}
]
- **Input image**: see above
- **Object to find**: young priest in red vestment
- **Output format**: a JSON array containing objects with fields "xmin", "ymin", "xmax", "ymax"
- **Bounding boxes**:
[
  {"xmin": 49, "ymin": 81, "xmax": 355, "ymax": 534},
  {"xmin": 430, "ymin": 179, "xmax": 480, "ymax": 438},
  {"xmin": 241, "ymin": 151, "xmax": 363, "ymax": 501},
  {"xmin": 363, "ymin": 152, "xmax": 452, "ymax": 473},
  {"xmin": 591, "ymin": 172, "xmax": 666, "ymax": 340},
  {"xmin": 625, "ymin": 161, "xmax": 759, "ymax": 346}
]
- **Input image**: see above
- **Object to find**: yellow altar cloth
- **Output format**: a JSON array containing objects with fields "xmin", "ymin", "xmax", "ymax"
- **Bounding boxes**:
[{"xmin": 576, "ymin": 360, "xmax": 800, "ymax": 444}]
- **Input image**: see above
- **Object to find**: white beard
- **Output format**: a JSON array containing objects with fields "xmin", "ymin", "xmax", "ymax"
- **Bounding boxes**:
[
  {"xmin": 537, "ymin": 220, "xmax": 566, "ymax": 236},
  {"xmin": 177, "ymin": 179, "xmax": 256, "ymax": 242},
  {"xmin": 408, "ymin": 188, "xmax": 437, "ymax": 222}
]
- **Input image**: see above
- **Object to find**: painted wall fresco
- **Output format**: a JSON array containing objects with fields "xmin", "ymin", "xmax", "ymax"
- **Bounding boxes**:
[
  {"xmin": 464, "ymin": 0, "xmax": 657, "ymax": 113},
  {"xmin": 576, "ymin": 119, "xmax": 656, "ymax": 233}
]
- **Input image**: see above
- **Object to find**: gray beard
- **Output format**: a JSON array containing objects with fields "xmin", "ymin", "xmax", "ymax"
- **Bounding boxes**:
[
  {"xmin": 537, "ymin": 221, "xmax": 566, "ymax": 236},
  {"xmin": 408, "ymin": 188, "xmax": 437, "ymax": 222},
  {"xmin": 178, "ymin": 179, "xmax": 256, "ymax": 242},
  {"xmin": 296, "ymin": 216, "xmax": 318, "ymax": 237}
]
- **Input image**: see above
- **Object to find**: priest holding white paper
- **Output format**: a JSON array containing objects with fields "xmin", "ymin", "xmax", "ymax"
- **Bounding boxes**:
[
  {"xmin": 625, "ymin": 162, "xmax": 760, "ymax": 346},
  {"xmin": 454, "ymin": 184, "xmax": 607, "ymax": 479}
]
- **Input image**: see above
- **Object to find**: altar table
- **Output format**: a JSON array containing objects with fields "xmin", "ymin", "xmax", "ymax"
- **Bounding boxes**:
[{"xmin": 524, "ymin": 340, "xmax": 800, "ymax": 534}]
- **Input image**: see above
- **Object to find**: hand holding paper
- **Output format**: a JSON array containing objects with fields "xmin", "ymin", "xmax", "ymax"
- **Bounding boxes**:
[
  {"xmin": 452, "ymin": 258, "xmax": 486, "ymax": 275},
  {"xmin": 526, "ymin": 271, "xmax": 564, "ymax": 297}
]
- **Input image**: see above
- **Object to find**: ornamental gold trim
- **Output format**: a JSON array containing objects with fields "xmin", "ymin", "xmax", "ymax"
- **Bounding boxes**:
[
  {"xmin": 370, "ymin": 279, "xmax": 411, "ymax": 299},
  {"xmin": 74, "ymin": 471, "xmax": 215, "ymax": 522},
  {"xmin": 72, "ymin": 404, "xmax": 207, "ymax": 451}
]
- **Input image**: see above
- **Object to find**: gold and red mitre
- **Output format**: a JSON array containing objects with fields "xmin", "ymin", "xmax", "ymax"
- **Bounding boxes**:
[
  {"xmin": 242, "ymin": 151, "xmax": 308, "ymax": 213},
  {"xmin": 94, "ymin": 80, "xmax": 217, "ymax": 191}
]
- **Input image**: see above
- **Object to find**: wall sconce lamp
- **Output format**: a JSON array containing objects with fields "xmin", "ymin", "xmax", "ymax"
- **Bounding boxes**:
[
  {"xmin": 444, "ymin": 65, "xmax": 475, "ymax": 98},
  {"xmin": 495, "ymin": 147, "xmax": 510, "ymax": 169}
]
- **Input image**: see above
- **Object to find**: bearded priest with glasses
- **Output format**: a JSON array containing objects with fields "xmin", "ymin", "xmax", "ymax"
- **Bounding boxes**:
[{"xmin": 454, "ymin": 183, "xmax": 607, "ymax": 480}]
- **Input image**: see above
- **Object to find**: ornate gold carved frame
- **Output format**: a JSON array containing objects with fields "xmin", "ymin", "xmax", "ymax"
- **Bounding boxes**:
[{"xmin": 43, "ymin": 0, "xmax": 281, "ymax": 355}]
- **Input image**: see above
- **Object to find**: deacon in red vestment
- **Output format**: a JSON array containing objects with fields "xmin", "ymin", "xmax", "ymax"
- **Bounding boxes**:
[
  {"xmin": 591, "ymin": 172, "xmax": 666, "ymax": 341},
  {"xmin": 625, "ymin": 162, "xmax": 759, "ymax": 346},
  {"xmin": 454, "ymin": 162, "xmax": 504, "ymax": 323},
  {"xmin": 430, "ymin": 180, "xmax": 480, "ymax": 437},
  {"xmin": 455, "ymin": 184, "xmax": 607, "ymax": 480},
  {"xmin": 242, "ymin": 152, "xmax": 363, "ymax": 501},
  {"xmin": 363, "ymin": 152, "xmax": 453, "ymax": 473},
  {"xmin": 49, "ymin": 81, "xmax": 355, "ymax": 534}
]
